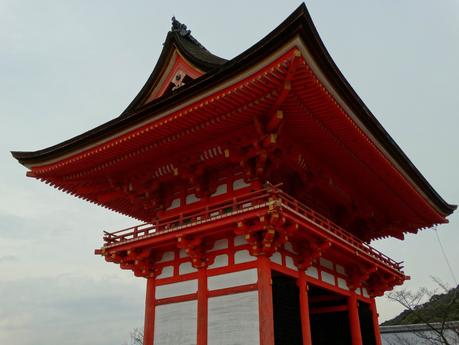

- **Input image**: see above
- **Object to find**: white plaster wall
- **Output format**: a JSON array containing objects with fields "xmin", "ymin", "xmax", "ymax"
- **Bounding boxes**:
[
  {"xmin": 270, "ymin": 252, "xmax": 282, "ymax": 265},
  {"xmin": 335, "ymin": 264, "xmax": 346, "ymax": 275},
  {"xmin": 284, "ymin": 242, "xmax": 297, "ymax": 254},
  {"xmin": 208, "ymin": 254, "xmax": 228, "ymax": 269},
  {"xmin": 234, "ymin": 235, "xmax": 247, "ymax": 246},
  {"xmin": 211, "ymin": 183, "xmax": 227, "ymax": 196},
  {"xmin": 208, "ymin": 291, "xmax": 260, "ymax": 345},
  {"xmin": 210, "ymin": 238, "xmax": 228, "ymax": 251},
  {"xmin": 319, "ymin": 257, "xmax": 333, "ymax": 270},
  {"xmin": 321, "ymin": 271, "xmax": 335, "ymax": 286},
  {"xmin": 158, "ymin": 251, "xmax": 175, "ymax": 263},
  {"xmin": 179, "ymin": 261, "xmax": 197, "ymax": 275},
  {"xmin": 285, "ymin": 255, "xmax": 297, "ymax": 270},
  {"xmin": 362, "ymin": 287, "xmax": 369, "ymax": 298},
  {"xmin": 156, "ymin": 279, "xmax": 197, "ymax": 299},
  {"xmin": 233, "ymin": 178, "xmax": 250, "ymax": 190},
  {"xmin": 157, "ymin": 265, "xmax": 174, "ymax": 279},
  {"xmin": 154, "ymin": 300, "xmax": 197, "ymax": 345},
  {"xmin": 306, "ymin": 266, "xmax": 319, "ymax": 279},
  {"xmin": 234, "ymin": 250, "xmax": 255, "ymax": 264},
  {"xmin": 208, "ymin": 269, "xmax": 257, "ymax": 290},
  {"xmin": 337, "ymin": 277, "xmax": 349, "ymax": 290}
]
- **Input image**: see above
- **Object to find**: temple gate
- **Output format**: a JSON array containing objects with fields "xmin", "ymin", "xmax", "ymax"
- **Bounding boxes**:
[{"xmin": 12, "ymin": 4, "xmax": 455, "ymax": 345}]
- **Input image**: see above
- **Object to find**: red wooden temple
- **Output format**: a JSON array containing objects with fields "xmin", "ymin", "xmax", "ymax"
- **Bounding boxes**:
[{"xmin": 12, "ymin": 4, "xmax": 456, "ymax": 345}]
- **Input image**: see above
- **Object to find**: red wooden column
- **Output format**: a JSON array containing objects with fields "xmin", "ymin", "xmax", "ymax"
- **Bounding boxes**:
[
  {"xmin": 144, "ymin": 277, "xmax": 156, "ymax": 345},
  {"xmin": 370, "ymin": 298, "xmax": 382, "ymax": 345},
  {"xmin": 347, "ymin": 292, "xmax": 363, "ymax": 345},
  {"xmin": 298, "ymin": 271, "xmax": 312, "ymax": 345},
  {"xmin": 197, "ymin": 267, "xmax": 208, "ymax": 345},
  {"xmin": 257, "ymin": 256, "xmax": 275, "ymax": 345}
]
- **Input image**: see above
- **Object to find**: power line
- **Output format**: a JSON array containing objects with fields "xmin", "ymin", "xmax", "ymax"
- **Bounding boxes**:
[{"xmin": 434, "ymin": 227, "xmax": 458, "ymax": 286}]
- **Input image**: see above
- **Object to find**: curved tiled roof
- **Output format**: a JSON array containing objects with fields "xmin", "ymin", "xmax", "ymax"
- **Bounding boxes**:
[
  {"xmin": 11, "ymin": 4, "xmax": 456, "ymax": 217},
  {"xmin": 120, "ymin": 17, "xmax": 227, "ymax": 116}
]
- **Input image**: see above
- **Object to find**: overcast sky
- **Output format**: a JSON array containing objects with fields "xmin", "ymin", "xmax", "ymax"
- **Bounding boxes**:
[{"xmin": 1, "ymin": 1, "xmax": 458, "ymax": 344}]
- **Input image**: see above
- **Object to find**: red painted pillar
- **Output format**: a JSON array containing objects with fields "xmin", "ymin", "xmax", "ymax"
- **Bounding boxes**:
[
  {"xmin": 143, "ymin": 277, "xmax": 155, "ymax": 345},
  {"xmin": 197, "ymin": 267, "xmax": 208, "ymax": 345},
  {"xmin": 298, "ymin": 271, "xmax": 312, "ymax": 345},
  {"xmin": 370, "ymin": 298, "xmax": 382, "ymax": 345},
  {"xmin": 257, "ymin": 256, "xmax": 275, "ymax": 345},
  {"xmin": 348, "ymin": 292, "xmax": 363, "ymax": 345}
]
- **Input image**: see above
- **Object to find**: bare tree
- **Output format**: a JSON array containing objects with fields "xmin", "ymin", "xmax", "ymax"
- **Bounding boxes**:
[
  {"xmin": 386, "ymin": 279, "xmax": 459, "ymax": 345},
  {"xmin": 384, "ymin": 324, "xmax": 459, "ymax": 345},
  {"xmin": 122, "ymin": 328, "xmax": 144, "ymax": 345}
]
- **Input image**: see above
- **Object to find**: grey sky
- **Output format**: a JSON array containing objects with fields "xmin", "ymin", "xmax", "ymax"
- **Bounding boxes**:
[{"xmin": 1, "ymin": 1, "xmax": 458, "ymax": 344}]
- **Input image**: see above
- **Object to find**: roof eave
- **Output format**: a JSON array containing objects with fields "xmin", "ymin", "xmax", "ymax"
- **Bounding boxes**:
[{"xmin": 11, "ymin": 3, "xmax": 456, "ymax": 216}]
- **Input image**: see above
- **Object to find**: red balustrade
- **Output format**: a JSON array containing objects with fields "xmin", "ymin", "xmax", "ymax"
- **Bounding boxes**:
[{"xmin": 101, "ymin": 184, "xmax": 403, "ymax": 273}]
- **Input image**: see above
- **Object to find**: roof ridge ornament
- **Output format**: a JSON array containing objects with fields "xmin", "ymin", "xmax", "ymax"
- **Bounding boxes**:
[
  {"xmin": 171, "ymin": 16, "xmax": 190, "ymax": 36},
  {"xmin": 171, "ymin": 16, "xmax": 208, "ymax": 52}
]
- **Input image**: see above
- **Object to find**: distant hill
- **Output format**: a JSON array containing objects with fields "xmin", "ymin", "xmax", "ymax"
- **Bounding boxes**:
[{"xmin": 382, "ymin": 285, "xmax": 459, "ymax": 326}]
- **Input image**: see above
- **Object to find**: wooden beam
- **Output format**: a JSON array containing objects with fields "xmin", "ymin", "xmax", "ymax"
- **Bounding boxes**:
[
  {"xmin": 298, "ymin": 271, "xmax": 312, "ymax": 345},
  {"xmin": 370, "ymin": 298, "xmax": 382, "ymax": 345},
  {"xmin": 197, "ymin": 268, "xmax": 208, "ymax": 345},
  {"xmin": 310, "ymin": 305, "xmax": 348, "ymax": 315},
  {"xmin": 347, "ymin": 265, "xmax": 377, "ymax": 290},
  {"xmin": 143, "ymin": 278, "xmax": 155, "ymax": 345},
  {"xmin": 348, "ymin": 292, "xmax": 363, "ymax": 345},
  {"xmin": 257, "ymin": 256, "xmax": 274, "ymax": 345},
  {"xmin": 294, "ymin": 239, "xmax": 331, "ymax": 270},
  {"xmin": 266, "ymin": 50, "xmax": 302, "ymax": 114},
  {"xmin": 97, "ymin": 190, "xmax": 126, "ymax": 203},
  {"xmin": 310, "ymin": 294, "xmax": 346, "ymax": 304},
  {"xmin": 267, "ymin": 110, "xmax": 284, "ymax": 133}
]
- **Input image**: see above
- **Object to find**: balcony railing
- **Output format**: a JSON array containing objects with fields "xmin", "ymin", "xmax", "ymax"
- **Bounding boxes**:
[
  {"xmin": 101, "ymin": 184, "xmax": 403, "ymax": 273},
  {"xmin": 103, "ymin": 186, "xmax": 273, "ymax": 245}
]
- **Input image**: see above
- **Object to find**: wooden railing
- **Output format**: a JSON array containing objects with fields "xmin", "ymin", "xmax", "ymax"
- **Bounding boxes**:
[
  {"xmin": 103, "ymin": 187, "xmax": 273, "ymax": 245},
  {"xmin": 101, "ymin": 184, "xmax": 403, "ymax": 273},
  {"xmin": 272, "ymin": 188, "xmax": 402, "ymax": 271}
]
